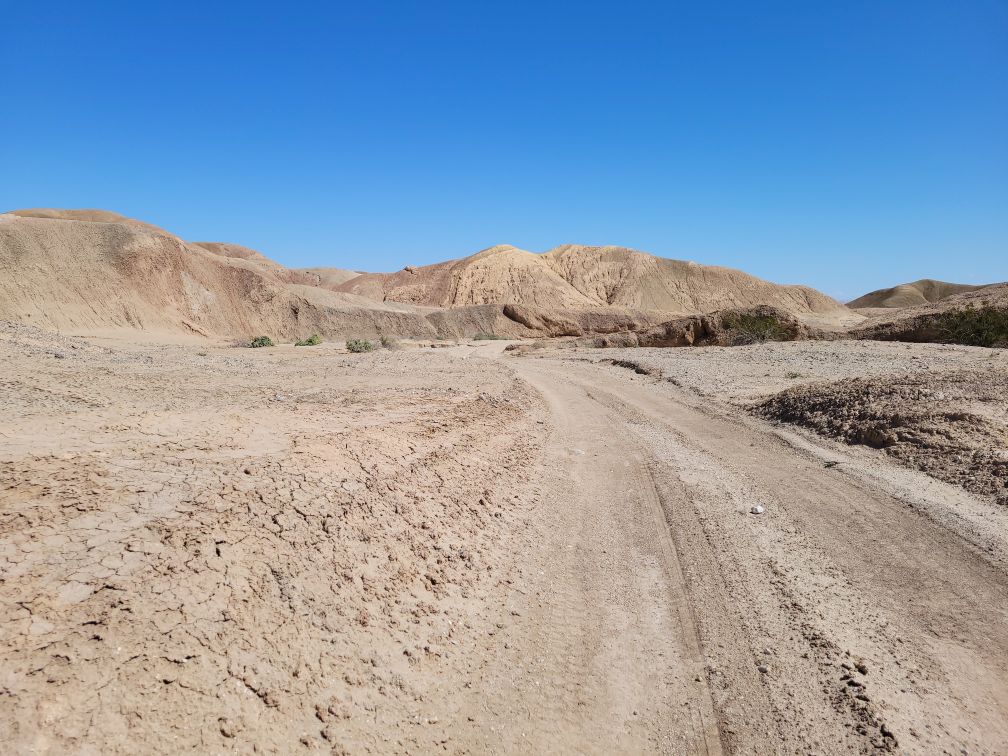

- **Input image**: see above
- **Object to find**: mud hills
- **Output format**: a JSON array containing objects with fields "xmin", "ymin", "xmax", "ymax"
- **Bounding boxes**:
[
  {"xmin": 0, "ymin": 211, "xmax": 503, "ymax": 340},
  {"xmin": 849, "ymin": 279, "xmax": 990, "ymax": 309},
  {"xmin": 0, "ymin": 209, "xmax": 855, "ymax": 340},
  {"xmin": 337, "ymin": 244, "xmax": 850, "ymax": 323}
]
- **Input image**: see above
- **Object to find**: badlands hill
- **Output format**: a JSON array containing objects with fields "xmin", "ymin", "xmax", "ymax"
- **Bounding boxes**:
[
  {"xmin": 0, "ymin": 208, "xmax": 854, "ymax": 340},
  {"xmin": 852, "ymin": 282, "xmax": 1008, "ymax": 347},
  {"xmin": 0, "ymin": 211, "xmax": 517, "ymax": 339},
  {"xmin": 337, "ymin": 244, "xmax": 851, "ymax": 324},
  {"xmin": 848, "ymin": 279, "xmax": 988, "ymax": 309}
]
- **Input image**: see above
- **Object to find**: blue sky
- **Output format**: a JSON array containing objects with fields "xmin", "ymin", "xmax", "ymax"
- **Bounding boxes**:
[{"xmin": 2, "ymin": 1, "xmax": 1005, "ymax": 300}]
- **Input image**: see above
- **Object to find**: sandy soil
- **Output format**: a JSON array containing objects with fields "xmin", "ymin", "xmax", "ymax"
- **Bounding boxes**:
[{"xmin": 2, "ymin": 326, "xmax": 1007, "ymax": 754}]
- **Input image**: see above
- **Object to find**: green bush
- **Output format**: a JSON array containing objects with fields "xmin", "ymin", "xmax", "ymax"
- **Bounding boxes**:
[
  {"xmin": 473, "ymin": 332, "xmax": 506, "ymax": 341},
  {"xmin": 721, "ymin": 313, "xmax": 786, "ymax": 344},
  {"xmin": 249, "ymin": 336, "xmax": 274, "ymax": 348},
  {"xmin": 934, "ymin": 305, "xmax": 1008, "ymax": 348},
  {"xmin": 346, "ymin": 339, "xmax": 375, "ymax": 353},
  {"xmin": 295, "ymin": 334, "xmax": 322, "ymax": 347}
]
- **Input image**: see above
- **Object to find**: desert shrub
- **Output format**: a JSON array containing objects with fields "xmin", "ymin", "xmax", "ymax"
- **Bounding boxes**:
[
  {"xmin": 933, "ymin": 305, "xmax": 1008, "ymax": 348},
  {"xmin": 346, "ymin": 338, "xmax": 375, "ymax": 353},
  {"xmin": 473, "ymin": 332, "xmax": 506, "ymax": 340},
  {"xmin": 785, "ymin": 370, "xmax": 802, "ymax": 379},
  {"xmin": 249, "ymin": 336, "xmax": 274, "ymax": 348},
  {"xmin": 295, "ymin": 334, "xmax": 322, "ymax": 346},
  {"xmin": 721, "ymin": 313, "xmax": 787, "ymax": 345},
  {"xmin": 379, "ymin": 334, "xmax": 400, "ymax": 349}
]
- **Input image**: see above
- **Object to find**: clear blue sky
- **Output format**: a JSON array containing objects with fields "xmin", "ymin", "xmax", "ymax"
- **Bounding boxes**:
[{"xmin": 2, "ymin": 1, "xmax": 1005, "ymax": 300}]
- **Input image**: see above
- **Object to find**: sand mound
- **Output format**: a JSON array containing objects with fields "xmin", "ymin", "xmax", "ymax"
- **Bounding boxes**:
[
  {"xmin": 337, "ymin": 244, "xmax": 852, "ymax": 323},
  {"xmin": 499, "ymin": 303, "xmax": 664, "ymax": 337},
  {"xmin": 757, "ymin": 370, "xmax": 1008, "ymax": 504},
  {"xmin": 850, "ymin": 283, "xmax": 1008, "ymax": 347},
  {"xmin": 848, "ymin": 279, "xmax": 989, "ymax": 309}
]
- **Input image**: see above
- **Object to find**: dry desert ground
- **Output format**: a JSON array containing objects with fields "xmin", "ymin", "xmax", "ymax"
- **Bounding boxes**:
[{"xmin": 2, "ymin": 321, "xmax": 1007, "ymax": 754}]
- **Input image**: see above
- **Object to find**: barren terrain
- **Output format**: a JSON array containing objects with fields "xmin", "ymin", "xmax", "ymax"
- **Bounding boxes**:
[
  {"xmin": 0, "ymin": 211, "xmax": 856, "ymax": 343},
  {"xmin": 2, "ymin": 208, "xmax": 1006, "ymax": 753},
  {"xmin": 2, "ymin": 324, "xmax": 1006, "ymax": 754}
]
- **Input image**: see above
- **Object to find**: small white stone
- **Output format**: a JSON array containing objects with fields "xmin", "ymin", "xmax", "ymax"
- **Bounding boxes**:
[{"xmin": 750, "ymin": 505, "xmax": 765, "ymax": 515}]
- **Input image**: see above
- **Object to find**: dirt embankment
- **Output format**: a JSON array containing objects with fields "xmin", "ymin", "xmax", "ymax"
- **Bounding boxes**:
[
  {"xmin": 563, "ymin": 288, "xmax": 1008, "ymax": 352},
  {"xmin": 0, "ymin": 322, "xmax": 546, "ymax": 753},
  {"xmin": 758, "ymin": 369, "xmax": 1008, "ymax": 505},
  {"xmin": 545, "ymin": 305, "xmax": 821, "ymax": 349}
]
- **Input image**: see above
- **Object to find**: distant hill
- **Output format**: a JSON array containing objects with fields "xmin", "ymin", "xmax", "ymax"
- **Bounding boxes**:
[
  {"xmin": 336, "ymin": 244, "xmax": 852, "ymax": 324},
  {"xmin": 851, "ymin": 283, "xmax": 1008, "ymax": 347},
  {"xmin": 848, "ymin": 279, "xmax": 989, "ymax": 309}
]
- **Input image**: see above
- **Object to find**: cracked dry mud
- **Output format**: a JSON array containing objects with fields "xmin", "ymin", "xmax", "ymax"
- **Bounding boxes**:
[
  {"xmin": 0, "ymin": 326, "xmax": 545, "ymax": 752},
  {"xmin": 2, "ymin": 325, "xmax": 1008, "ymax": 754}
]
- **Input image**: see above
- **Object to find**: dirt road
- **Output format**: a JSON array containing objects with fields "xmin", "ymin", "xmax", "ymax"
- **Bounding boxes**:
[{"xmin": 455, "ymin": 355, "xmax": 1008, "ymax": 755}]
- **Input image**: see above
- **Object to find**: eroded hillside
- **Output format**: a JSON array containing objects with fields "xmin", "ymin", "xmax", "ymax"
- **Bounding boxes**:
[{"xmin": 337, "ymin": 244, "xmax": 853, "ymax": 324}]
